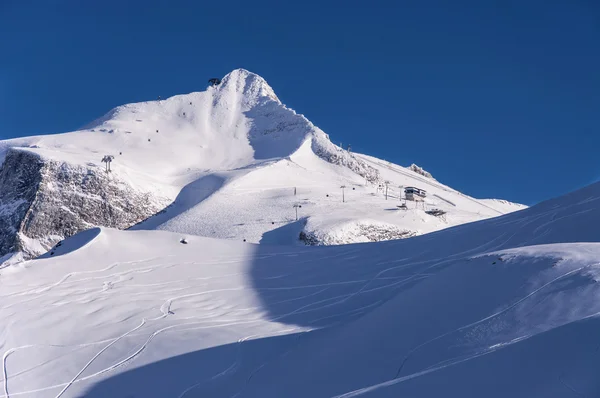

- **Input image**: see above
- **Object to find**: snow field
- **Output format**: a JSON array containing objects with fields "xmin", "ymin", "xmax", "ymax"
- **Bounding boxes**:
[{"xmin": 0, "ymin": 180, "xmax": 599, "ymax": 396}]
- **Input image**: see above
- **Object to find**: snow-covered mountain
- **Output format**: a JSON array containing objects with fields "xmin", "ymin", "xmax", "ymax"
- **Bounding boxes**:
[
  {"xmin": 0, "ymin": 176, "xmax": 597, "ymax": 397},
  {"xmin": 4, "ymin": 68, "xmax": 598, "ymax": 398},
  {"xmin": 0, "ymin": 69, "xmax": 524, "ymax": 264}
]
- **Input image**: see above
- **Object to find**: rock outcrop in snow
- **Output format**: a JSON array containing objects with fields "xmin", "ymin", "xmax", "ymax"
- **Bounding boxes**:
[
  {"xmin": 312, "ymin": 137, "xmax": 380, "ymax": 183},
  {"xmin": 408, "ymin": 163, "xmax": 434, "ymax": 179},
  {"xmin": 0, "ymin": 148, "xmax": 168, "ymax": 258},
  {"xmin": 300, "ymin": 219, "xmax": 416, "ymax": 245}
]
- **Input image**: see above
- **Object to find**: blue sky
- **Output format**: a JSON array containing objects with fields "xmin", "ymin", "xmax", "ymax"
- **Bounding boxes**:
[{"xmin": 1, "ymin": 0, "xmax": 598, "ymax": 205}]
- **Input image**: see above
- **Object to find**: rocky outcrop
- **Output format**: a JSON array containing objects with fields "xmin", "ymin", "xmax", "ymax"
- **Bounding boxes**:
[
  {"xmin": 299, "ymin": 221, "xmax": 416, "ymax": 246},
  {"xmin": 311, "ymin": 135, "xmax": 380, "ymax": 184},
  {"xmin": 0, "ymin": 149, "xmax": 44, "ymax": 256},
  {"xmin": 0, "ymin": 149, "xmax": 169, "ymax": 259},
  {"xmin": 408, "ymin": 163, "xmax": 434, "ymax": 179}
]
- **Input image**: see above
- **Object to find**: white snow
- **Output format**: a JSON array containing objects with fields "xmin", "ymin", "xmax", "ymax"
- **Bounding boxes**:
[
  {"xmin": 478, "ymin": 198, "xmax": 529, "ymax": 213},
  {"xmin": 0, "ymin": 178, "xmax": 599, "ymax": 397},
  {"xmin": 0, "ymin": 69, "xmax": 524, "ymax": 252},
  {"xmin": 2, "ymin": 68, "xmax": 572, "ymax": 397}
]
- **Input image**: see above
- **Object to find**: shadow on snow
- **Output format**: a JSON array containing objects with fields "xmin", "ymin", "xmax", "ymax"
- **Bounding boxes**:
[{"xmin": 81, "ymin": 182, "xmax": 600, "ymax": 397}]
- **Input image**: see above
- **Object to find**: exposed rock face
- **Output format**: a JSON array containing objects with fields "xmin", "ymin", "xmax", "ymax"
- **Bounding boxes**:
[
  {"xmin": 311, "ymin": 136, "xmax": 380, "ymax": 184},
  {"xmin": 299, "ymin": 221, "xmax": 416, "ymax": 246},
  {"xmin": 0, "ymin": 149, "xmax": 168, "ymax": 258},
  {"xmin": 0, "ymin": 149, "xmax": 44, "ymax": 256},
  {"xmin": 408, "ymin": 163, "xmax": 434, "ymax": 179}
]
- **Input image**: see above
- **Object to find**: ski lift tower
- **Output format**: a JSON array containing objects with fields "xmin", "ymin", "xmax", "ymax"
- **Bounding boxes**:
[{"xmin": 399, "ymin": 185, "xmax": 407, "ymax": 206}]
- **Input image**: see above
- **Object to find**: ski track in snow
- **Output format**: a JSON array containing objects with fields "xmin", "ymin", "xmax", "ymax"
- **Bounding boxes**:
[
  {"xmin": 2, "ymin": 223, "xmax": 600, "ymax": 397},
  {"xmin": 394, "ymin": 264, "xmax": 594, "ymax": 378},
  {"xmin": 177, "ymin": 359, "xmax": 240, "ymax": 398},
  {"xmin": 0, "ymin": 250, "xmax": 418, "ymax": 398},
  {"xmin": 334, "ymin": 309, "xmax": 600, "ymax": 398},
  {"xmin": 1, "ymin": 220, "xmax": 582, "ymax": 397},
  {"xmin": 52, "ymin": 320, "xmax": 147, "ymax": 398},
  {"xmin": 0, "ymin": 268, "xmax": 444, "ymax": 397}
]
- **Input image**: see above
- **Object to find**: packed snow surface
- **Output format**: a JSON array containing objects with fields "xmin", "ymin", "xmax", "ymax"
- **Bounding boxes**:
[{"xmin": 1, "ymin": 178, "xmax": 599, "ymax": 397}]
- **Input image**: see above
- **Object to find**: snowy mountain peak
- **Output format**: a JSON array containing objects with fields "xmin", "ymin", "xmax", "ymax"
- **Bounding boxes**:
[
  {"xmin": 216, "ymin": 68, "xmax": 280, "ymax": 106},
  {"xmin": 0, "ymin": 69, "xmax": 525, "ymax": 262}
]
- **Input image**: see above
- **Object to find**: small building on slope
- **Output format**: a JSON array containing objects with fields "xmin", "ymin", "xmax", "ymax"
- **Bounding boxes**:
[{"xmin": 404, "ymin": 187, "xmax": 426, "ymax": 201}]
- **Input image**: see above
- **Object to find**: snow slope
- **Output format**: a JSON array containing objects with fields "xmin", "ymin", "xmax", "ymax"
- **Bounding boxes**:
[
  {"xmin": 133, "ymin": 138, "xmax": 525, "ymax": 245},
  {"xmin": 479, "ymin": 198, "xmax": 529, "ymax": 213},
  {"xmin": 0, "ymin": 69, "xmax": 524, "ymax": 260},
  {"xmin": 1, "ymin": 180, "xmax": 599, "ymax": 397}
]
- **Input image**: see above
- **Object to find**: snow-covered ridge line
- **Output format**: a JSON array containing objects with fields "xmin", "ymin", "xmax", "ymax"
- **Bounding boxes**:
[
  {"xmin": 0, "ymin": 68, "xmax": 523, "ymax": 262},
  {"xmin": 213, "ymin": 69, "xmax": 381, "ymax": 183}
]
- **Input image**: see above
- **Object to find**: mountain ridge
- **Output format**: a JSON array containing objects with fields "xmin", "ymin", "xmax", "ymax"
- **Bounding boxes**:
[{"xmin": 0, "ymin": 68, "xmax": 525, "ymax": 263}]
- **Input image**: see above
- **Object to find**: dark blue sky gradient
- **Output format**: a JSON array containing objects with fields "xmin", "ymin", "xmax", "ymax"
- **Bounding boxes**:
[{"xmin": 1, "ymin": 0, "xmax": 599, "ymax": 205}]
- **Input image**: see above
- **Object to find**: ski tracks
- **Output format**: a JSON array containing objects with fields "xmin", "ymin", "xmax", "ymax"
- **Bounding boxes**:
[
  {"xmin": 394, "ymin": 264, "xmax": 593, "ymax": 378},
  {"xmin": 2, "ymin": 245, "xmax": 452, "ymax": 397},
  {"xmin": 53, "ymin": 320, "xmax": 146, "ymax": 398}
]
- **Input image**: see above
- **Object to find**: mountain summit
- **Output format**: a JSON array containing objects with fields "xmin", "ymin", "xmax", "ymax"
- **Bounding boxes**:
[
  {"xmin": 218, "ymin": 68, "xmax": 281, "ymax": 104},
  {"xmin": 0, "ymin": 69, "xmax": 524, "ymax": 263}
]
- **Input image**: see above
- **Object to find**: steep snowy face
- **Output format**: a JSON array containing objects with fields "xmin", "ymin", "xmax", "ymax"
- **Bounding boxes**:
[
  {"xmin": 216, "ymin": 68, "xmax": 281, "ymax": 106},
  {"xmin": 212, "ymin": 69, "xmax": 318, "ymax": 160}
]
